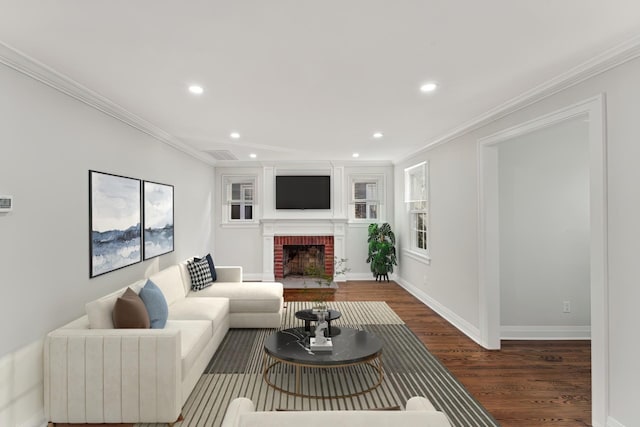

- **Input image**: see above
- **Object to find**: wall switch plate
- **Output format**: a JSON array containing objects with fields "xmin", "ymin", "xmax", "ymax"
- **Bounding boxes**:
[
  {"xmin": 0, "ymin": 195, "xmax": 12, "ymax": 212},
  {"xmin": 563, "ymin": 301, "xmax": 571, "ymax": 313}
]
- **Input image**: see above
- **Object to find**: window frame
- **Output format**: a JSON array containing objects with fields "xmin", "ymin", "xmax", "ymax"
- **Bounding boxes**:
[
  {"xmin": 404, "ymin": 162, "xmax": 430, "ymax": 261},
  {"xmin": 348, "ymin": 174, "xmax": 384, "ymax": 223},
  {"xmin": 221, "ymin": 175, "xmax": 259, "ymax": 227}
]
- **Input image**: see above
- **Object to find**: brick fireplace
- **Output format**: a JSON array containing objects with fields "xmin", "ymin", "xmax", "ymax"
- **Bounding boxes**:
[{"xmin": 274, "ymin": 236, "xmax": 334, "ymax": 280}]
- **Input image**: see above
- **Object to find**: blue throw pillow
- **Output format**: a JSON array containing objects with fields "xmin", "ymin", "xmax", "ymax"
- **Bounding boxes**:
[
  {"xmin": 194, "ymin": 253, "xmax": 217, "ymax": 282},
  {"xmin": 139, "ymin": 279, "xmax": 169, "ymax": 329}
]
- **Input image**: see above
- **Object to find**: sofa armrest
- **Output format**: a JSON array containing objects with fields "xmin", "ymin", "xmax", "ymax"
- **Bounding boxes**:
[
  {"xmin": 405, "ymin": 396, "xmax": 437, "ymax": 411},
  {"xmin": 221, "ymin": 397, "xmax": 255, "ymax": 427},
  {"xmin": 216, "ymin": 266, "xmax": 243, "ymax": 282},
  {"xmin": 44, "ymin": 328, "xmax": 182, "ymax": 424}
]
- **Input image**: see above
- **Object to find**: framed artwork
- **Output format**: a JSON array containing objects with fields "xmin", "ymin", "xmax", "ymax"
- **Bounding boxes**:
[
  {"xmin": 89, "ymin": 170, "xmax": 142, "ymax": 277},
  {"xmin": 143, "ymin": 181, "xmax": 174, "ymax": 260}
]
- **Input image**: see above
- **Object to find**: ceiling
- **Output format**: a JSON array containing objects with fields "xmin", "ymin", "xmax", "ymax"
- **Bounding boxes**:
[{"xmin": 1, "ymin": 1, "xmax": 640, "ymax": 164}]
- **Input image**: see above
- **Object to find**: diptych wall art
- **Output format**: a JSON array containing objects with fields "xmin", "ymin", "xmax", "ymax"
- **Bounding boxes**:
[
  {"xmin": 143, "ymin": 181, "xmax": 174, "ymax": 260},
  {"xmin": 89, "ymin": 171, "xmax": 142, "ymax": 277}
]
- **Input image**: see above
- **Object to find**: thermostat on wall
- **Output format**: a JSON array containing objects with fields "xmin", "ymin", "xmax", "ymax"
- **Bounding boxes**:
[{"xmin": 0, "ymin": 195, "xmax": 13, "ymax": 212}]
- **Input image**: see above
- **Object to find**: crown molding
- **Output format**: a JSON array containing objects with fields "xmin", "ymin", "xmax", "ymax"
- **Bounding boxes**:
[
  {"xmin": 395, "ymin": 34, "xmax": 640, "ymax": 164},
  {"xmin": 0, "ymin": 42, "xmax": 215, "ymax": 166},
  {"xmin": 213, "ymin": 159, "xmax": 393, "ymax": 168}
]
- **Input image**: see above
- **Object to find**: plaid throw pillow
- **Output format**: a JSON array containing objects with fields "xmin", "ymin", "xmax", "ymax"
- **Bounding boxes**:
[
  {"xmin": 187, "ymin": 257, "xmax": 213, "ymax": 291},
  {"xmin": 194, "ymin": 253, "xmax": 217, "ymax": 282}
]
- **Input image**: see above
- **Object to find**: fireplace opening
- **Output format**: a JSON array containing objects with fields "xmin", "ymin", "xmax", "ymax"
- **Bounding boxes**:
[
  {"xmin": 283, "ymin": 245, "xmax": 325, "ymax": 278},
  {"xmin": 274, "ymin": 236, "xmax": 334, "ymax": 280}
]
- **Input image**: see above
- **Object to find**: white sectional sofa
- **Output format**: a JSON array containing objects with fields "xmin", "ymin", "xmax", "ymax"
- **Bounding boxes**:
[
  {"xmin": 44, "ymin": 260, "xmax": 284, "ymax": 425},
  {"xmin": 221, "ymin": 396, "xmax": 453, "ymax": 427}
]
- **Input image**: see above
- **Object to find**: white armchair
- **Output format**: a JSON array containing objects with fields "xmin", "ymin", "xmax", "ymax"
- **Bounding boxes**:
[{"xmin": 220, "ymin": 396, "xmax": 452, "ymax": 427}]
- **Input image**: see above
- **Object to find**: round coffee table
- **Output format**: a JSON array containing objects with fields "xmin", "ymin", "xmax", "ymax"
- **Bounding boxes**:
[
  {"xmin": 263, "ymin": 327, "xmax": 383, "ymax": 398},
  {"xmin": 294, "ymin": 308, "xmax": 341, "ymax": 336}
]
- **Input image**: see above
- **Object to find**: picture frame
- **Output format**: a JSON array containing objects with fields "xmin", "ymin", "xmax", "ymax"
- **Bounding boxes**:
[
  {"xmin": 89, "ymin": 170, "xmax": 142, "ymax": 277},
  {"xmin": 143, "ymin": 180, "xmax": 174, "ymax": 260}
]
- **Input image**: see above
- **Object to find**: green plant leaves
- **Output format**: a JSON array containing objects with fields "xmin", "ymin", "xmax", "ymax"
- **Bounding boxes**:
[{"xmin": 366, "ymin": 222, "xmax": 397, "ymax": 277}]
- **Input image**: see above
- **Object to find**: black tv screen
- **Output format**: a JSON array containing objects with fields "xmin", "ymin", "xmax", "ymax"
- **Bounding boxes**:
[{"xmin": 276, "ymin": 175, "xmax": 331, "ymax": 209}]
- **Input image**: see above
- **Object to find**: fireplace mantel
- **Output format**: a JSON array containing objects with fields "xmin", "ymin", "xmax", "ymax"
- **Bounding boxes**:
[
  {"xmin": 261, "ymin": 218, "xmax": 347, "ymax": 282},
  {"xmin": 260, "ymin": 218, "xmax": 347, "ymax": 236}
]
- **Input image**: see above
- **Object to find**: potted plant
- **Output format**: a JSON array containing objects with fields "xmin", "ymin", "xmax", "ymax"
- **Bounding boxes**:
[
  {"xmin": 366, "ymin": 223, "xmax": 397, "ymax": 282},
  {"xmin": 304, "ymin": 257, "xmax": 349, "ymax": 312}
]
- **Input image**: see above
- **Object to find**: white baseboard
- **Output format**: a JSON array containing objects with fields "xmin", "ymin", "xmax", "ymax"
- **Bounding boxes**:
[
  {"xmin": 397, "ymin": 278, "xmax": 483, "ymax": 346},
  {"xmin": 501, "ymin": 325, "xmax": 591, "ymax": 340},
  {"xmin": 346, "ymin": 272, "xmax": 376, "ymax": 281},
  {"xmin": 249, "ymin": 272, "xmax": 388, "ymax": 282},
  {"xmin": 19, "ymin": 413, "xmax": 46, "ymax": 427},
  {"xmin": 607, "ymin": 416, "xmax": 626, "ymax": 427},
  {"xmin": 344, "ymin": 272, "xmax": 399, "ymax": 281}
]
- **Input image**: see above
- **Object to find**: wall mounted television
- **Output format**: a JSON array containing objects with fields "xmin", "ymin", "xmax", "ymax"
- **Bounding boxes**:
[{"xmin": 275, "ymin": 175, "xmax": 331, "ymax": 209}]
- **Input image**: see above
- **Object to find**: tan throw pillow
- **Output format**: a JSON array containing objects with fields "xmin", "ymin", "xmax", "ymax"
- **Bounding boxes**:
[{"xmin": 112, "ymin": 287, "xmax": 150, "ymax": 329}]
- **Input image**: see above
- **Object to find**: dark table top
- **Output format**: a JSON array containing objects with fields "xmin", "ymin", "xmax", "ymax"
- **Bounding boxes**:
[
  {"xmin": 264, "ymin": 327, "xmax": 382, "ymax": 366},
  {"xmin": 294, "ymin": 308, "xmax": 341, "ymax": 322}
]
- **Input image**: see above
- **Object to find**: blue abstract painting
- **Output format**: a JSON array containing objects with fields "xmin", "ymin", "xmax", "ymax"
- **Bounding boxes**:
[
  {"xmin": 143, "ymin": 181, "xmax": 174, "ymax": 260},
  {"xmin": 90, "ymin": 171, "xmax": 142, "ymax": 277}
]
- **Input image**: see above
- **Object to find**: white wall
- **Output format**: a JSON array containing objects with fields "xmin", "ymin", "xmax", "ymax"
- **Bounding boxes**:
[
  {"xmin": 394, "ymin": 56, "xmax": 640, "ymax": 427},
  {"xmin": 498, "ymin": 116, "xmax": 590, "ymax": 331},
  {"xmin": 344, "ymin": 165, "xmax": 395, "ymax": 279},
  {"xmin": 0, "ymin": 62, "xmax": 215, "ymax": 426},
  {"xmin": 395, "ymin": 136, "xmax": 481, "ymax": 338},
  {"xmin": 213, "ymin": 166, "xmax": 264, "ymax": 274}
]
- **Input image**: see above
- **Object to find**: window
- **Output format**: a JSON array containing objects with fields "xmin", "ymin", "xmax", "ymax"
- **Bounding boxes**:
[
  {"xmin": 350, "ymin": 175, "xmax": 383, "ymax": 221},
  {"xmin": 222, "ymin": 175, "xmax": 257, "ymax": 225},
  {"xmin": 411, "ymin": 205, "xmax": 428, "ymax": 251},
  {"xmin": 230, "ymin": 182, "xmax": 253, "ymax": 220},
  {"xmin": 404, "ymin": 162, "xmax": 429, "ymax": 254}
]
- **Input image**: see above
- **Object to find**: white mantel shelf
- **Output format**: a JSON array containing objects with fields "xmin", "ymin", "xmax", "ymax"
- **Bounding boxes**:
[{"xmin": 260, "ymin": 218, "xmax": 347, "ymax": 236}]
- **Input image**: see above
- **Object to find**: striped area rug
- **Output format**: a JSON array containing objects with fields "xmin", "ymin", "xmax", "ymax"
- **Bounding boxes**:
[{"xmin": 140, "ymin": 301, "xmax": 499, "ymax": 427}]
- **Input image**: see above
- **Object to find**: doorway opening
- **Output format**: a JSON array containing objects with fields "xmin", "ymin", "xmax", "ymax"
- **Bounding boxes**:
[{"xmin": 477, "ymin": 95, "xmax": 607, "ymax": 425}]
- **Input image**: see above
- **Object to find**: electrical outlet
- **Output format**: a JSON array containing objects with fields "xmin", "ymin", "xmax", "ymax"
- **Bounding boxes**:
[
  {"xmin": 563, "ymin": 301, "xmax": 571, "ymax": 313},
  {"xmin": 423, "ymin": 275, "xmax": 428, "ymax": 285}
]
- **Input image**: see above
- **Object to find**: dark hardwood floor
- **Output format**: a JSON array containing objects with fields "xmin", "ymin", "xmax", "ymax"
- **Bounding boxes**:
[{"xmin": 285, "ymin": 281, "xmax": 592, "ymax": 427}]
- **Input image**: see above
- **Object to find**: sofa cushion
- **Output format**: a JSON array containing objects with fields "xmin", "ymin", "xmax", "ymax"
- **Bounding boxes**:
[
  {"xmin": 187, "ymin": 257, "xmax": 214, "ymax": 291},
  {"xmin": 179, "ymin": 263, "xmax": 242, "ymax": 296},
  {"xmin": 86, "ymin": 290, "xmax": 121, "ymax": 329},
  {"xmin": 112, "ymin": 288, "xmax": 150, "ymax": 329},
  {"xmin": 164, "ymin": 320, "xmax": 212, "ymax": 377},
  {"xmin": 139, "ymin": 279, "xmax": 169, "ymax": 329},
  {"xmin": 148, "ymin": 265, "xmax": 187, "ymax": 306},
  {"xmin": 178, "ymin": 260, "xmax": 194, "ymax": 295},
  {"xmin": 194, "ymin": 253, "xmax": 217, "ymax": 282},
  {"xmin": 86, "ymin": 280, "xmax": 145, "ymax": 329},
  {"xmin": 169, "ymin": 297, "xmax": 229, "ymax": 330},
  {"xmin": 187, "ymin": 282, "xmax": 283, "ymax": 313}
]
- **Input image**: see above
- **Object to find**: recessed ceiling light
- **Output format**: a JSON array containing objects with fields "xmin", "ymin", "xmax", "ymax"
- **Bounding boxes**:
[
  {"xmin": 249, "ymin": 153, "xmax": 257, "ymax": 159},
  {"xmin": 420, "ymin": 82, "xmax": 438, "ymax": 93},
  {"xmin": 230, "ymin": 132, "xmax": 241, "ymax": 139},
  {"xmin": 352, "ymin": 153, "xmax": 360, "ymax": 158},
  {"xmin": 373, "ymin": 132, "xmax": 384, "ymax": 139},
  {"xmin": 188, "ymin": 85, "xmax": 204, "ymax": 95}
]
